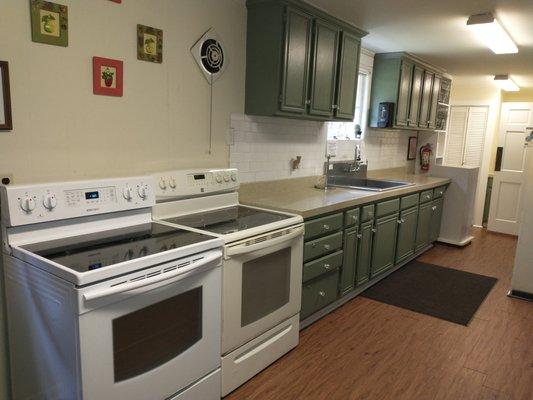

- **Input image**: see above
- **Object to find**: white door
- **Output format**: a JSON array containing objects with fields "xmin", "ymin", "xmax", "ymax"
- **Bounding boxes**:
[
  {"xmin": 511, "ymin": 139, "xmax": 533, "ymax": 294},
  {"xmin": 488, "ymin": 102, "xmax": 533, "ymax": 235}
]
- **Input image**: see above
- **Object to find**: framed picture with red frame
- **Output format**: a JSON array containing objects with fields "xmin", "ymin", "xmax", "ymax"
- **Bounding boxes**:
[{"xmin": 93, "ymin": 57, "xmax": 123, "ymax": 97}]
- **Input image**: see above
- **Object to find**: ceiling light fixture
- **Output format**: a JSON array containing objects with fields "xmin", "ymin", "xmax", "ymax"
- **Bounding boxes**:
[
  {"xmin": 467, "ymin": 13, "xmax": 518, "ymax": 54},
  {"xmin": 494, "ymin": 75, "xmax": 520, "ymax": 91}
]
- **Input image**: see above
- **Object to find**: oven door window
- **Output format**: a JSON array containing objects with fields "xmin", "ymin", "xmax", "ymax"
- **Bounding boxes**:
[
  {"xmin": 241, "ymin": 248, "xmax": 291, "ymax": 327},
  {"xmin": 112, "ymin": 287, "xmax": 202, "ymax": 382}
]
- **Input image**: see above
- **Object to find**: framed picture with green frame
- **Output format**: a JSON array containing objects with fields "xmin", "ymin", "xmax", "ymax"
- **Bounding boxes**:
[{"xmin": 30, "ymin": 0, "xmax": 68, "ymax": 47}]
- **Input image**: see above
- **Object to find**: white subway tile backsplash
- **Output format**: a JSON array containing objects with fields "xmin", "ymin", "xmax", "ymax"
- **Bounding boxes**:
[{"xmin": 230, "ymin": 114, "xmax": 416, "ymax": 183}]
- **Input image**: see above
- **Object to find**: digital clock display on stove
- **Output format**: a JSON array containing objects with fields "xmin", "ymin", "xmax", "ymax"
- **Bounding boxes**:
[{"xmin": 85, "ymin": 191, "xmax": 99, "ymax": 200}]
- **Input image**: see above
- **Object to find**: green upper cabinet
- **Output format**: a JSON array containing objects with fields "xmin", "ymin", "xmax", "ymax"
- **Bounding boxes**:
[
  {"xmin": 395, "ymin": 60, "xmax": 414, "ymax": 127},
  {"xmin": 280, "ymin": 7, "xmax": 313, "ymax": 114},
  {"xmin": 407, "ymin": 65, "xmax": 424, "ymax": 127},
  {"xmin": 418, "ymin": 70, "xmax": 434, "ymax": 129},
  {"xmin": 245, "ymin": 0, "xmax": 366, "ymax": 122},
  {"xmin": 369, "ymin": 52, "xmax": 449, "ymax": 131},
  {"xmin": 308, "ymin": 19, "xmax": 340, "ymax": 118},
  {"xmin": 335, "ymin": 31, "xmax": 361, "ymax": 120},
  {"xmin": 428, "ymin": 74, "xmax": 442, "ymax": 130}
]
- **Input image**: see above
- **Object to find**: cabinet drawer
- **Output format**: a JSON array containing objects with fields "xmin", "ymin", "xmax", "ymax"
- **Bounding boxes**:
[
  {"xmin": 344, "ymin": 208, "xmax": 360, "ymax": 227},
  {"xmin": 301, "ymin": 271, "xmax": 339, "ymax": 319},
  {"xmin": 433, "ymin": 186, "xmax": 446, "ymax": 198},
  {"xmin": 303, "ymin": 250, "xmax": 343, "ymax": 283},
  {"xmin": 401, "ymin": 193, "xmax": 419, "ymax": 210},
  {"xmin": 304, "ymin": 231, "xmax": 343, "ymax": 262},
  {"xmin": 420, "ymin": 190, "xmax": 433, "ymax": 203},
  {"xmin": 304, "ymin": 213, "xmax": 343, "ymax": 240},
  {"xmin": 375, "ymin": 198, "xmax": 400, "ymax": 218},
  {"xmin": 360, "ymin": 205, "xmax": 375, "ymax": 222}
]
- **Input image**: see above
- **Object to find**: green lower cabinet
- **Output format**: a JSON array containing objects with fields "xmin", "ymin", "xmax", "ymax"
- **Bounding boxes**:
[
  {"xmin": 356, "ymin": 220, "xmax": 373, "ymax": 286},
  {"xmin": 370, "ymin": 213, "xmax": 399, "ymax": 278},
  {"xmin": 301, "ymin": 271, "xmax": 339, "ymax": 319},
  {"xmin": 429, "ymin": 198, "xmax": 444, "ymax": 242},
  {"xmin": 340, "ymin": 226, "xmax": 358, "ymax": 295},
  {"xmin": 415, "ymin": 201, "xmax": 432, "ymax": 252},
  {"xmin": 395, "ymin": 206, "xmax": 419, "ymax": 264}
]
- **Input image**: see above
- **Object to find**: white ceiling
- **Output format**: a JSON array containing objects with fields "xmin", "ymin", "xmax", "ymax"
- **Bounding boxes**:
[{"xmin": 307, "ymin": 0, "xmax": 533, "ymax": 88}]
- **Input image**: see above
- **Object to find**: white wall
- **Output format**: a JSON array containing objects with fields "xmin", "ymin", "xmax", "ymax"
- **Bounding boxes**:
[
  {"xmin": 449, "ymin": 80, "xmax": 502, "ymax": 227},
  {"xmin": 0, "ymin": 0, "xmax": 246, "ymax": 184}
]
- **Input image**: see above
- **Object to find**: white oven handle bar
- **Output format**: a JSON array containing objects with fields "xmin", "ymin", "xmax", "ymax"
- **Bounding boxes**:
[
  {"xmin": 82, "ymin": 250, "xmax": 222, "ymax": 302},
  {"xmin": 226, "ymin": 226, "xmax": 304, "ymax": 257}
]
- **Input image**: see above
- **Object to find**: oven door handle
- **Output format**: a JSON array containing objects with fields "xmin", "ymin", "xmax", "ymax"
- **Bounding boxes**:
[
  {"xmin": 82, "ymin": 250, "xmax": 222, "ymax": 302},
  {"xmin": 226, "ymin": 226, "xmax": 304, "ymax": 257}
]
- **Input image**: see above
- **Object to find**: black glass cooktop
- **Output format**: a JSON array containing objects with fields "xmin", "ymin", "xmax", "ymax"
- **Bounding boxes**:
[
  {"xmin": 162, "ymin": 206, "xmax": 292, "ymax": 235},
  {"xmin": 21, "ymin": 223, "xmax": 216, "ymax": 273}
]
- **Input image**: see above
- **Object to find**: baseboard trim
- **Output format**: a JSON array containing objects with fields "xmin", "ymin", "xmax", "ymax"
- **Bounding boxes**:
[
  {"xmin": 437, "ymin": 236, "xmax": 474, "ymax": 247},
  {"xmin": 299, "ymin": 244, "xmax": 434, "ymax": 330},
  {"xmin": 507, "ymin": 289, "xmax": 533, "ymax": 302}
]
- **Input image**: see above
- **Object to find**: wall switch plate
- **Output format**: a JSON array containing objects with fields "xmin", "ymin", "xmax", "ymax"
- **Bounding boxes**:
[{"xmin": 0, "ymin": 173, "xmax": 13, "ymax": 186}]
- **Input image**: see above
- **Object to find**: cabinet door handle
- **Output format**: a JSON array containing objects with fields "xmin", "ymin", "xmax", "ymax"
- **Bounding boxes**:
[
  {"xmin": 323, "ymin": 224, "xmax": 330, "ymax": 230},
  {"xmin": 323, "ymin": 244, "xmax": 331, "ymax": 251},
  {"xmin": 323, "ymin": 263, "xmax": 331, "ymax": 271},
  {"xmin": 401, "ymin": 219, "xmax": 405, "ymax": 223},
  {"xmin": 372, "ymin": 228, "xmax": 377, "ymax": 233},
  {"xmin": 356, "ymin": 234, "xmax": 362, "ymax": 239},
  {"xmin": 305, "ymin": 99, "xmax": 311, "ymax": 105},
  {"xmin": 352, "ymin": 215, "xmax": 358, "ymax": 222},
  {"xmin": 318, "ymin": 290, "xmax": 326, "ymax": 297},
  {"xmin": 432, "ymin": 206, "xmax": 437, "ymax": 211},
  {"xmin": 311, "ymin": 242, "xmax": 317, "ymax": 248}
]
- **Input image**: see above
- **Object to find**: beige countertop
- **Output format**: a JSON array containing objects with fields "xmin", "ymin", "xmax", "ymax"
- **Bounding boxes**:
[{"xmin": 239, "ymin": 169, "xmax": 451, "ymax": 219}]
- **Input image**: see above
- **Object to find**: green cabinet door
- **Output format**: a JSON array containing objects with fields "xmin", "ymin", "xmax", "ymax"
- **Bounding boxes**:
[
  {"xmin": 430, "ymin": 198, "xmax": 444, "ymax": 242},
  {"xmin": 428, "ymin": 75, "xmax": 442, "ymax": 130},
  {"xmin": 371, "ymin": 213, "xmax": 399, "ymax": 278},
  {"xmin": 308, "ymin": 19, "xmax": 340, "ymax": 118},
  {"xmin": 334, "ymin": 31, "xmax": 360, "ymax": 120},
  {"xmin": 408, "ymin": 65, "xmax": 424, "ymax": 127},
  {"xmin": 396, "ymin": 206, "xmax": 419, "ymax": 264},
  {"xmin": 395, "ymin": 60, "xmax": 414, "ymax": 127},
  {"xmin": 280, "ymin": 7, "xmax": 313, "ymax": 114},
  {"xmin": 340, "ymin": 226, "xmax": 358, "ymax": 295},
  {"xmin": 415, "ymin": 201, "xmax": 432, "ymax": 252},
  {"xmin": 418, "ymin": 70, "xmax": 434, "ymax": 129},
  {"xmin": 356, "ymin": 220, "xmax": 373, "ymax": 286}
]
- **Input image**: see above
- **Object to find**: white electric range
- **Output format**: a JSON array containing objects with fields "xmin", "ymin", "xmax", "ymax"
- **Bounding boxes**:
[
  {"xmin": 0, "ymin": 176, "xmax": 224, "ymax": 400},
  {"xmin": 152, "ymin": 168, "xmax": 304, "ymax": 396}
]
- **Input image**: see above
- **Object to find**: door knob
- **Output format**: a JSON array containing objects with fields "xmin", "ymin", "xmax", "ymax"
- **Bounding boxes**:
[{"xmin": 318, "ymin": 291, "xmax": 326, "ymax": 297}]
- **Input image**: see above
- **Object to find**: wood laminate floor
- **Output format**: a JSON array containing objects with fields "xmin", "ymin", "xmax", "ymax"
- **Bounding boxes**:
[{"xmin": 226, "ymin": 229, "xmax": 533, "ymax": 400}]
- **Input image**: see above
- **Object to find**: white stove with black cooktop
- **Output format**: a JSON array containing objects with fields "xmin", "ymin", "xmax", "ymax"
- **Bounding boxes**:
[
  {"xmin": 152, "ymin": 168, "xmax": 304, "ymax": 396},
  {"xmin": 0, "ymin": 176, "xmax": 224, "ymax": 400}
]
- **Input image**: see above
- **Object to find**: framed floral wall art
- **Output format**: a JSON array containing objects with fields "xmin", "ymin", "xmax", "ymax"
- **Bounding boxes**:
[
  {"xmin": 30, "ymin": 0, "xmax": 68, "ymax": 47},
  {"xmin": 93, "ymin": 57, "xmax": 123, "ymax": 97},
  {"xmin": 137, "ymin": 24, "xmax": 163, "ymax": 63},
  {"xmin": 0, "ymin": 62, "xmax": 13, "ymax": 131}
]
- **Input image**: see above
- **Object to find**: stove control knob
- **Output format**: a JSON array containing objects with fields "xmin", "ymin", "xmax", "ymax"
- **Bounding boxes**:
[
  {"xmin": 20, "ymin": 196, "xmax": 36, "ymax": 213},
  {"xmin": 43, "ymin": 194, "xmax": 57, "ymax": 210},
  {"xmin": 138, "ymin": 185, "xmax": 148, "ymax": 200},
  {"xmin": 216, "ymin": 174, "xmax": 223, "ymax": 184},
  {"xmin": 158, "ymin": 178, "xmax": 167, "ymax": 190},
  {"xmin": 123, "ymin": 187, "xmax": 133, "ymax": 201},
  {"xmin": 168, "ymin": 178, "xmax": 177, "ymax": 189},
  {"xmin": 223, "ymin": 172, "xmax": 230, "ymax": 182},
  {"xmin": 231, "ymin": 172, "xmax": 237, "ymax": 182}
]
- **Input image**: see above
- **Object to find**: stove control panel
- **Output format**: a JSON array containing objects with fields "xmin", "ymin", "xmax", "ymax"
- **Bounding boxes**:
[
  {"xmin": 1, "ymin": 176, "xmax": 155, "ymax": 227},
  {"xmin": 153, "ymin": 168, "xmax": 239, "ymax": 200}
]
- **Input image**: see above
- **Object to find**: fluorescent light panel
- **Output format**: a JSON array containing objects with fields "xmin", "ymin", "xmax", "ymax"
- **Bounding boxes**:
[
  {"xmin": 467, "ymin": 13, "xmax": 518, "ymax": 54},
  {"xmin": 494, "ymin": 75, "xmax": 520, "ymax": 91}
]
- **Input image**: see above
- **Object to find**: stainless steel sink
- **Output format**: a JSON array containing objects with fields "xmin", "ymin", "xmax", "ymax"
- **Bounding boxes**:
[{"xmin": 327, "ymin": 176, "xmax": 414, "ymax": 192}]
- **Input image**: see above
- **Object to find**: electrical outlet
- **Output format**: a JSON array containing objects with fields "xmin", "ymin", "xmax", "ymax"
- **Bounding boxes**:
[{"xmin": 0, "ymin": 173, "xmax": 13, "ymax": 186}]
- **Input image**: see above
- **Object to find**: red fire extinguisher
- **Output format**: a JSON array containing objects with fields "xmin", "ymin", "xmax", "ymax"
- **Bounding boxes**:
[{"xmin": 420, "ymin": 143, "xmax": 432, "ymax": 172}]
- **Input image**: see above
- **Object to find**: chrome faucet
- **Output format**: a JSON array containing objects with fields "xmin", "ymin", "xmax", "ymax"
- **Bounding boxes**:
[{"xmin": 346, "ymin": 144, "xmax": 366, "ymax": 172}]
